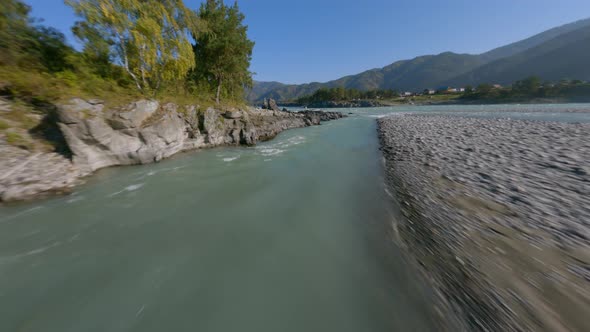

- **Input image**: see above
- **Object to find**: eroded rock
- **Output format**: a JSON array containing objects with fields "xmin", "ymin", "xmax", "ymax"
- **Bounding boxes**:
[{"xmin": 1, "ymin": 99, "xmax": 345, "ymax": 202}]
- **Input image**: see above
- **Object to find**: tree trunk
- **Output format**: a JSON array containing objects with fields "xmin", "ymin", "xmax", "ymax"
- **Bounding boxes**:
[
  {"xmin": 216, "ymin": 77, "xmax": 222, "ymax": 104},
  {"xmin": 117, "ymin": 33, "xmax": 142, "ymax": 92}
]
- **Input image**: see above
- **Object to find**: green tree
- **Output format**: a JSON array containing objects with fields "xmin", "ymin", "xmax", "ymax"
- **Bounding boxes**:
[
  {"xmin": 513, "ymin": 76, "xmax": 541, "ymax": 95},
  {"xmin": 0, "ymin": 0, "xmax": 75, "ymax": 73},
  {"xmin": 66, "ymin": 0, "xmax": 200, "ymax": 93},
  {"xmin": 191, "ymin": 0, "xmax": 254, "ymax": 104},
  {"xmin": 0, "ymin": 0, "xmax": 32, "ymax": 66},
  {"xmin": 476, "ymin": 83, "xmax": 493, "ymax": 95}
]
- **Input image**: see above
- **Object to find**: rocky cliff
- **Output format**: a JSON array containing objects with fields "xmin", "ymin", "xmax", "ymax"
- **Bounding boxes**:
[{"xmin": 0, "ymin": 99, "xmax": 344, "ymax": 202}]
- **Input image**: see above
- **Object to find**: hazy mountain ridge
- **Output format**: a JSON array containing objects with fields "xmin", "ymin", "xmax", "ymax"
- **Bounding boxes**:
[
  {"xmin": 480, "ymin": 17, "xmax": 590, "ymax": 62},
  {"xmin": 443, "ymin": 24, "xmax": 590, "ymax": 87},
  {"xmin": 249, "ymin": 18, "xmax": 590, "ymax": 102}
]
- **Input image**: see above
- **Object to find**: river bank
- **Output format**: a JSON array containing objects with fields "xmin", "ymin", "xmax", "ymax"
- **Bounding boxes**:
[
  {"xmin": 378, "ymin": 114, "xmax": 590, "ymax": 331},
  {"xmin": 285, "ymin": 95, "xmax": 590, "ymax": 109},
  {"xmin": 0, "ymin": 109, "xmax": 439, "ymax": 332},
  {"xmin": 0, "ymin": 98, "xmax": 344, "ymax": 203}
]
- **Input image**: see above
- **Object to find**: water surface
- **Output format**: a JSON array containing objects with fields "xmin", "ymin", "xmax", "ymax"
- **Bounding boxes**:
[
  {"xmin": 0, "ymin": 111, "xmax": 436, "ymax": 332},
  {"xmin": 1, "ymin": 103, "xmax": 589, "ymax": 332}
]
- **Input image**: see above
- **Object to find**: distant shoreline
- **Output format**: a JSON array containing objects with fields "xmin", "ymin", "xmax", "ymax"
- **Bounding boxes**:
[{"xmin": 275, "ymin": 96, "xmax": 590, "ymax": 109}]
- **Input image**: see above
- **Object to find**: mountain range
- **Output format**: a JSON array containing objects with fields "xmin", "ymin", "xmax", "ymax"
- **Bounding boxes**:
[{"xmin": 248, "ymin": 18, "xmax": 590, "ymax": 102}]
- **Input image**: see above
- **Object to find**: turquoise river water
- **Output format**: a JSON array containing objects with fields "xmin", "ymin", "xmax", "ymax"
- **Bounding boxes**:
[{"xmin": 1, "ymin": 104, "xmax": 589, "ymax": 332}]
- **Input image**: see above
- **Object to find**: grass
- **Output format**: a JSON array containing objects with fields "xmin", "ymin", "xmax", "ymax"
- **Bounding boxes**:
[
  {"xmin": 1, "ymin": 107, "xmax": 39, "ymax": 130},
  {"xmin": 0, "ymin": 63, "xmax": 247, "ymax": 154},
  {"xmin": 5, "ymin": 131, "xmax": 33, "ymax": 150}
]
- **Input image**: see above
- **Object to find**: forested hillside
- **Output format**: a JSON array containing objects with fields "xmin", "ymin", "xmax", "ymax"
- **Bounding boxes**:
[{"xmin": 249, "ymin": 18, "xmax": 590, "ymax": 102}]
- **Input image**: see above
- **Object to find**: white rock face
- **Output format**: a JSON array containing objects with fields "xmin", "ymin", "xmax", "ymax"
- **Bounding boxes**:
[{"xmin": 0, "ymin": 98, "xmax": 344, "ymax": 202}]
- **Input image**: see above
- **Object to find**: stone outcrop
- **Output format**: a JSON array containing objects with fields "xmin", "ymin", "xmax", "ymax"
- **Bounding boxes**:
[
  {"xmin": 0, "ymin": 147, "xmax": 82, "ymax": 202},
  {"xmin": 262, "ymin": 98, "xmax": 280, "ymax": 111},
  {"xmin": 0, "ymin": 99, "xmax": 345, "ymax": 202}
]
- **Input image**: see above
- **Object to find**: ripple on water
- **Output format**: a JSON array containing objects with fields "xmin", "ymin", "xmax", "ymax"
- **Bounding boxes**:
[
  {"xmin": 108, "ymin": 183, "xmax": 145, "ymax": 197},
  {"xmin": 0, "ymin": 206, "xmax": 44, "ymax": 224},
  {"xmin": 66, "ymin": 195, "xmax": 85, "ymax": 204},
  {"xmin": 258, "ymin": 148, "xmax": 285, "ymax": 157}
]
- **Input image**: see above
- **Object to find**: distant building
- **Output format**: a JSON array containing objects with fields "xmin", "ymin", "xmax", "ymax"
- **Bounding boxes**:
[
  {"xmin": 400, "ymin": 92, "xmax": 413, "ymax": 97},
  {"xmin": 424, "ymin": 89, "xmax": 436, "ymax": 95},
  {"xmin": 437, "ymin": 86, "xmax": 458, "ymax": 94},
  {"xmin": 458, "ymin": 88, "xmax": 465, "ymax": 92},
  {"xmin": 492, "ymin": 84, "xmax": 503, "ymax": 89}
]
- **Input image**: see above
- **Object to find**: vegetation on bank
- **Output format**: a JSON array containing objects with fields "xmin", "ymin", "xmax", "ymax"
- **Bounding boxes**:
[
  {"xmin": 292, "ymin": 76, "xmax": 590, "ymax": 106},
  {"xmin": 296, "ymin": 87, "xmax": 399, "ymax": 105},
  {"xmin": 0, "ymin": 0, "xmax": 254, "ymax": 150},
  {"xmin": 462, "ymin": 77, "xmax": 590, "ymax": 102}
]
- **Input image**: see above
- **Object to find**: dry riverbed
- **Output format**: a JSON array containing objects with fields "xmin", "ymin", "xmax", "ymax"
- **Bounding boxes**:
[{"xmin": 378, "ymin": 114, "xmax": 589, "ymax": 331}]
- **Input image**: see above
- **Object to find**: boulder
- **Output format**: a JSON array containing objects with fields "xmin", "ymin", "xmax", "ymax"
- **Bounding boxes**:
[
  {"xmin": 57, "ymin": 98, "xmax": 104, "ymax": 124},
  {"xmin": 107, "ymin": 99, "xmax": 158, "ymax": 129},
  {"xmin": 268, "ymin": 98, "xmax": 280, "ymax": 112},
  {"xmin": 182, "ymin": 105, "xmax": 201, "ymax": 138},
  {"xmin": 223, "ymin": 110, "xmax": 243, "ymax": 119}
]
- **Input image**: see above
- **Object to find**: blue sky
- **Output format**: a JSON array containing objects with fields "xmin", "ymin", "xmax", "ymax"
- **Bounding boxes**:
[{"xmin": 25, "ymin": 0, "xmax": 590, "ymax": 84}]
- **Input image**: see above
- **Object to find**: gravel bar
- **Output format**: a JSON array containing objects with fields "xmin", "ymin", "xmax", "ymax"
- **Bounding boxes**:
[{"xmin": 378, "ymin": 114, "xmax": 589, "ymax": 331}]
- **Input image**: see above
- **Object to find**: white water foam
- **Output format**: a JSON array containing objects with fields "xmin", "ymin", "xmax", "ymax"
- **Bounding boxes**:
[
  {"xmin": 66, "ymin": 196, "xmax": 85, "ymax": 204},
  {"xmin": 136, "ymin": 166, "xmax": 187, "ymax": 180},
  {"xmin": 1, "ymin": 241, "xmax": 63, "ymax": 264},
  {"xmin": 109, "ymin": 183, "xmax": 145, "ymax": 197},
  {"xmin": 258, "ymin": 148, "xmax": 285, "ymax": 156},
  {"xmin": 255, "ymin": 135, "xmax": 306, "ymax": 158}
]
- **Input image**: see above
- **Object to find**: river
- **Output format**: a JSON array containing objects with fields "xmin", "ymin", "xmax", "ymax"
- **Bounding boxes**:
[{"xmin": 1, "ymin": 103, "xmax": 589, "ymax": 332}]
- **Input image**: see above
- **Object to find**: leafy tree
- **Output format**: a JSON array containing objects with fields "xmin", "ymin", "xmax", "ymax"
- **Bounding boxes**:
[
  {"xmin": 0, "ymin": 0, "xmax": 33, "ymax": 66},
  {"xmin": 31, "ymin": 26, "xmax": 76, "ymax": 73},
  {"xmin": 513, "ymin": 76, "xmax": 540, "ymax": 95},
  {"xmin": 191, "ymin": 0, "xmax": 254, "ymax": 104},
  {"xmin": 476, "ymin": 83, "xmax": 493, "ymax": 95},
  {"xmin": 66, "ymin": 0, "xmax": 201, "ymax": 93},
  {"xmin": 0, "ymin": 0, "xmax": 75, "ymax": 73}
]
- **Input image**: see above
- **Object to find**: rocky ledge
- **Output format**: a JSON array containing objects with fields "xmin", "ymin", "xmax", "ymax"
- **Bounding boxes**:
[
  {"xmin": 0, "ymin": 99, "xmax": 344, "ymax": 202},
  {"xmin": 378, "ymin": 115, "xmax": 589, "ymax": 331}
]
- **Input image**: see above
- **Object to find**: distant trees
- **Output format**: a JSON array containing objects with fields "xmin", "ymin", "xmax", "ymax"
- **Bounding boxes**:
[
  {"xmin": 189, "ymin": 0, "xmax": 254, "ymax": 104},
  {"xmin": 66, "ymin": 0, "xmax": 201, "ymax": 93},
  {"xmin": 513, "ymin": 76, "xmax": 541, "ymax": 94},
  {"xmin": 462, "ymin": 76, "xmax": 590, "ymax": 101},
  {"xmin": 297, "ymin": 87, "xmax": 398, "ymax": 104},
  {"xmin": 476, "ymin": 83, "xmax": 493, "ymax": 94}
]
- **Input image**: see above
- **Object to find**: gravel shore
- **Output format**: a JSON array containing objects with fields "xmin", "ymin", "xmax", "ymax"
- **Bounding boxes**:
[{"xmin": 378, "ymin": 114, "xmax": 589, "ymax": 331}]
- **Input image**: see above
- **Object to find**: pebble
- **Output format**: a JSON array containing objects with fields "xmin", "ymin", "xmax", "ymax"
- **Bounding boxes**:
[{"xmin": 378, "ymin": 114, "xmax": 590, "ymax": 331}]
